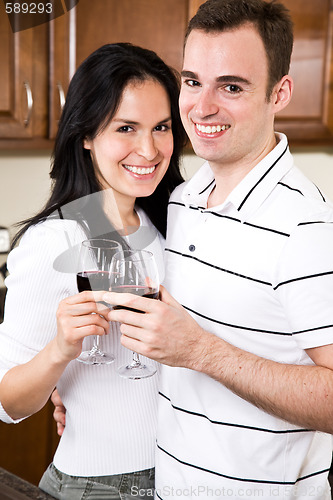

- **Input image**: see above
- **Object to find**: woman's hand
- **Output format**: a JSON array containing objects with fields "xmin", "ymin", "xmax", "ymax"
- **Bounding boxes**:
[{"xmin": 55, "ymin": 291, "xmax": 110, "ymax": 362}]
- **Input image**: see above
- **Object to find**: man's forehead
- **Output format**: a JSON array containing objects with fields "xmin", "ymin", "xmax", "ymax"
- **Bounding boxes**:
[{"xmin": 182, "ymin": 26, "xmax": 267, "ymax": 81}]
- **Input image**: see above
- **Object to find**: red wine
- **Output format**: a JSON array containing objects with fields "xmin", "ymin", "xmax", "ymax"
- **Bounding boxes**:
[
  {"xmin": 77, "ymin": 271, "xmax": 111, "ymax": 292},
  {"xmin": 112, "ymin": 285, "xmax": 159, "ymax": 313}
]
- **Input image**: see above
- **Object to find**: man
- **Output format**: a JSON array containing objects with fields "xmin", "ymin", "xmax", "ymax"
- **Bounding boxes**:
[{"xmin": 107, "ymin": 0, "xmax": 333, "ymax": 498}]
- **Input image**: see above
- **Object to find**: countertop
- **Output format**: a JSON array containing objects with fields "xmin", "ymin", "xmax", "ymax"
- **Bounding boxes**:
[{"xmin": 0, "ymin": 468, "xmax": 54, "ymax": 500}]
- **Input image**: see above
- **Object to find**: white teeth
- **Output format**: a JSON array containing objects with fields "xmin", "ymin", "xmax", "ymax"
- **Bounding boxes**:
[
  {"xmin": 123, "ymin": 165, "xmax": 156, "ymax": 175},
  {"xmin": 196, "ymin": 124, "xmax": 230, "ymax": 134}
]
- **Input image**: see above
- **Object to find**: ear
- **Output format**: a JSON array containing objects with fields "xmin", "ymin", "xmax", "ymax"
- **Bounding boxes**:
[
  {"xmin": 83, "ymin": 138, "xmax": 92, "ymax": 150},
  {"xmin": 271, "ymin": 75, "xmax": 293, "ymax": 113}
]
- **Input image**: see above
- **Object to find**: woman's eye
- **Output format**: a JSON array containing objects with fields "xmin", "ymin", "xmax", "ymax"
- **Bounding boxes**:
[
  {"xmin": 154, "ymin": 124, "xmax": 170, "ymax": 132},
  {"xmin": 117, "ymin": 125, "xmax": 133, "ymax": 133}
]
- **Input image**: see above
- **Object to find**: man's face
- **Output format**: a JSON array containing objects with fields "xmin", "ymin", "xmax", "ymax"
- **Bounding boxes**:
[{"xmin": 179, "ymin": 25, "xmax": 279, "ymax": 173}]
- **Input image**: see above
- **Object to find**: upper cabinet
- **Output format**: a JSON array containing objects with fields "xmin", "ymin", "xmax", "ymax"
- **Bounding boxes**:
[
  {"xmin": 49, "ymin": 0, "xmax": 190, "ymax": 139},
  {"xmin": 276, "ymin": 0, "xmax": 333, "ymax": 145},
  {"xmin": 0, "ymin": 1, "xmax": 49, "ymax": 146},
  {"xmin": 1, "ymin": 0, "xmax": 333, "ymax": 148}
]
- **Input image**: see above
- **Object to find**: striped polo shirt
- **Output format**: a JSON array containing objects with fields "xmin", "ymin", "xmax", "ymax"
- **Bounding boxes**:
[{"xmin": 156, "ymin": 134, "xmax": 333, "ymax": 499}]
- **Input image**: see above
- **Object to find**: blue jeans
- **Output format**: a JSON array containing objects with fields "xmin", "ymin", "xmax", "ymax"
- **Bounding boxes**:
[{"xmin": 39, "ymin": 463, "xmax": 155, "ymax": 500}]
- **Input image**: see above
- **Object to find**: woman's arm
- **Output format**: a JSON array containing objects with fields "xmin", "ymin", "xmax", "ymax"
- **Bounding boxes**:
[
  {"xmin": 0, "ymin": 292, "xmax": 109, "ymax": 420},
  {"xmin": 0, "ymin": 222, "xmax": 108, "ymax": 422}
]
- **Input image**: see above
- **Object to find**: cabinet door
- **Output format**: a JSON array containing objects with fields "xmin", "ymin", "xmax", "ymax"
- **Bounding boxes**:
[
  {"xmin": 0, "ymin": 3, "xmax": 34, "ymax": 139},
  {"xmin": 74, "ymin": 0, "xmax": 188, "ymax": 73},
  {"xmin": 49, "ymin": 0, "xmax": 189, "ymax": 140},
  {"xmin": 0, "ymin": 401, "xmax": 59, "ymax": 486},
  {"xmin": 276, "ymin": 0, "xmax": 333, "ymax": 144},
  {"xmin": 49, "ymin": 9, "xmax": 76, "ymax": 139}
]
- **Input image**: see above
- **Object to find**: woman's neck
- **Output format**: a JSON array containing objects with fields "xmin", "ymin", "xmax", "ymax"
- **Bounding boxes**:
[{"xmin": 102, "ymin": 189, "xmax": 140, "ymax": 235}]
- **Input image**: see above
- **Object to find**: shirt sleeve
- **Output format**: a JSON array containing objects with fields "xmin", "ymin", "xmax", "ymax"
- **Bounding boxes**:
[
  {"xmin": 273, "ymin": 213, "xmax": 333, "ymax": 350},
  {"xmin": 0, "ymin": 220, "xmax": 81, "ymax": 423}
]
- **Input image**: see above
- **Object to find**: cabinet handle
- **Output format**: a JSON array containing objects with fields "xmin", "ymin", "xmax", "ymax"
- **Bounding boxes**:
[
  {"xmin": 23, "ymin": 81, "xmax": 33, "ymax": 127},
  {"xmin": 57, "ymin": 82, "xmax": 66, "ymax": 111}
]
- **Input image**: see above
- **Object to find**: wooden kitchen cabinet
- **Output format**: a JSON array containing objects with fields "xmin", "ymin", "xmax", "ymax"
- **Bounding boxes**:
[
  {"xmin": 1, "ymin": 0, "xmax": 333, "ymax": 147},
  {"xmin": 276, "ymin": 0, "xmax": 333, "ymax": 144},
  {"xmin": 48, "ymin": 0, "xmax": 189, "ymax": 138},
  {"xmin": 0, "ymin": 1, "xmax": 49, "ymax": 147},
  {"xmin": 0, "ymin": 401, "xmax": 59, "ymax": 486}
]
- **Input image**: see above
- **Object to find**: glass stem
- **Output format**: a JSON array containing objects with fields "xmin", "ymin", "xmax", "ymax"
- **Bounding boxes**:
[
  {"xmin": 132, "ymin": 352, "xmax": 141, "ymax": 366},
  {"xmin": 92, "ymin": 335, "xmax": 100, "ymax": 352}
]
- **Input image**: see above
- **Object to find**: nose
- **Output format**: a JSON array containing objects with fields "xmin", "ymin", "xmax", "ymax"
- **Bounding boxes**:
[
  {"xmin": 194, "ymin": 88, "xmax": 219, "ymax": 118},
  {"xmin": 136, "ymin": 133, "xmax": 158, "ymax": 162}
]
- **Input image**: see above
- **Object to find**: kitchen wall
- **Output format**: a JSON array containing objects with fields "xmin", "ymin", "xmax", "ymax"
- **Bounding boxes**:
[{"xmin": 0, "ymin": 147, "xmax": 332, "ymax": 237}]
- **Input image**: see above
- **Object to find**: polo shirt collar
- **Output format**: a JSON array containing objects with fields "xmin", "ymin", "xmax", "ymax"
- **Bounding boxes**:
[{"xmin": 181, "ymin": 133, "xmax": 294, "ymax": 220}]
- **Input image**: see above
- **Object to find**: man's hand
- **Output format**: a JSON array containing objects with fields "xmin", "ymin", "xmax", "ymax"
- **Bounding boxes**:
[
  {"xmin": 51, "ymin": 388, "xmax": 66, "ymax": 437},
  {"xmin": 106, "ymin": 286, "xmax": 210, "ymax": 370},
  {"xmin": 106, "ymin": 287, "xmax": 333, "ymax": 434}
]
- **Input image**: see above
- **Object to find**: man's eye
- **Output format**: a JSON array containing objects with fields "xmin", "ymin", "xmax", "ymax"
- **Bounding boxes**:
[
  {"xmin": 225, "ymin": 84, "xmax": 242, "ymax": 93},
  {"xmin": 184, "ymin": 79, "xmax": 201, "ymax": 87}
]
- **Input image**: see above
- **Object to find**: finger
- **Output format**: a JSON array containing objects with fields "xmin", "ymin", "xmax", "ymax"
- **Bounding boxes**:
[
  {"xmin": 104, "ymin": 292, "xmax": 157, "ymax": 314},
  {"xmin": 56, "ymin": 421, "xmax": 65, "ymax": 436},
  {"xmin": 65, "ymin": 313, "xmax": 110, "ymax": 332},
  {"xmin": 120, "ymin": 328, "xmax": 151, "ymax": 354},
  {"xmin": 73, "ymin": 323, "xmax": 108, "ymax": 339},
  {"xmin": 108, "ymin": 307, "xmax": 148, "ymax": 328},
  {"xmin": 64, "ymin": 290, "xmax": 107, "ymax": 305},
  {"xmin": 51, "ymin": 388, "xmax": 62, "ymax": 407},
  {"xmin": 53, "ymin": 407, "xmax": 66, "ymax": 426},
  {"xmin": 159, "ymin": 285, "xmax": 183, "ymax": 310},
  {"xmin": 59, "ymin": 300, "xmax": 110, "ymax": 319}
]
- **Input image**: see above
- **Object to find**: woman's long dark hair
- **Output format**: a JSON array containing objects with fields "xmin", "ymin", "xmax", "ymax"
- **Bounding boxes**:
[{"xmin": 12, "ymin": 43, "xmax": 186, "ymax": 246}]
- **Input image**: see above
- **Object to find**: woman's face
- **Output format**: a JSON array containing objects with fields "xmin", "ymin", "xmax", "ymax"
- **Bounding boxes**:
[{"xmin": 84, "ymin": 79, "xmax": 174, "ymax": 208}]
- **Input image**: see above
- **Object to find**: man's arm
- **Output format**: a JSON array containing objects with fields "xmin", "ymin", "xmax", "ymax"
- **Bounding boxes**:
[{"xmin": 106, "ymin": 286, "xmax": 333, "ymax": 434}]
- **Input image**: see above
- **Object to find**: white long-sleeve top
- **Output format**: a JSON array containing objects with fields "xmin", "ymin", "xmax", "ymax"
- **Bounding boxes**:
[{"xmin": 0, "ymin": 207, "xmax": 165, "ymax": 476}]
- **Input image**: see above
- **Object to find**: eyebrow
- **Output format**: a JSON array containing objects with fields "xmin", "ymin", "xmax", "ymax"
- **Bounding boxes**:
[
  {"xmin": 112, "ymin": 117, "xmax": 172, "ymax": 125},
  {"xmin": 181, "ymin": 70, "xmax": 251, "ymax": 86}
]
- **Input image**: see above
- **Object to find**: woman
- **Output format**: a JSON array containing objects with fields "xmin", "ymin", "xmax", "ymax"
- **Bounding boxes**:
[{"xmin": 0, "ymin": 43, "xmax": 186, "ymax": 498}]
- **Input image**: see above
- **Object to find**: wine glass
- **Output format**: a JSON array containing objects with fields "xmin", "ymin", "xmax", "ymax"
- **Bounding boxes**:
[
  {"xmin": 110, "ymin": 249, "xmax": 159, "ymax": 379},
  {"xmin": 76, "ymin": 238, "xmax": 122, "ymax": 365}
]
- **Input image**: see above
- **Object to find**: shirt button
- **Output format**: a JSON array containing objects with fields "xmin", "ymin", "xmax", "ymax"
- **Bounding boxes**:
[{"xmin": 189, "ymin": 244, "xmax": 196, "ymax": 252}]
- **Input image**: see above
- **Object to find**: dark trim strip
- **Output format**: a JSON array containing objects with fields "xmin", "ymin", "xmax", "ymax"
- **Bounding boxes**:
[
  {"xmin": 238, "ymin": 144, "xmax": 288, "ymax": 211},
  {"xmin": 278, "ymin": 182, "xmax": 304, "ymax": 196},
  {"xmin": 199, "ymin": 179, "xmax": 215, "ymax": 195},
  {"xmin": 159, "ymin": 392, "xmax": 309, "ymax": 433},
  {"xmin": 274, "ymin": 271, "xmax": 333, "ymax": 290},
  {"xmin": 315, "ymin": 184, "xmax": 326, "ymax": 202},
  {"xmin": 157, "ymin": 443, "xmax": 329, "ymax": 486},
  {"xmin": 168, "ymin": 201, "xmax": 207, "ymax": 212},
  {"xmin": 183, "ymin": 304, "xmax": 292, "ymax": 336},
  {"xmin": 165, "ymin": 248, "xmax": 272, "ymax": 286},
  {"xmin": 243, "ymin": 221, "xmax": 290, "ymax": 237},
  {"xmin": 298, "ymin": 220, "xmax": 333, "ymax": 229},
  {"xmin": 298, "ymin": 221, "xmax": 327, "ymax": 227},
  {"xmin": 168, "ymin": 201, "xmax": 240, "ymax": 221},
  {"xmin": 293, "ymin": 323, "xmax": 333, "ymax": 335},
  {"xmin": 168, "ymin": 201, "xmax": 290, "ymax": 236},
  {"xmin": 203, "ymin": 211, "xmax": 241, "ymax": 223}
]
